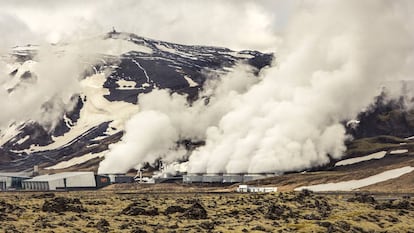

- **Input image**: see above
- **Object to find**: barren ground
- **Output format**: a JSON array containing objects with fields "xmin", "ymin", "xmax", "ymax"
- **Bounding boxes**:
[{"xmin": 1, "ymin": 189, "xmax": 414, "ymax": 233}]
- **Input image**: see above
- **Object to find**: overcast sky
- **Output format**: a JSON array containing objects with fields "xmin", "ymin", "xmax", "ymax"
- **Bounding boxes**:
[{"xmin": 0, "ymin": 0, "xmax": 297, "ymax": 51}]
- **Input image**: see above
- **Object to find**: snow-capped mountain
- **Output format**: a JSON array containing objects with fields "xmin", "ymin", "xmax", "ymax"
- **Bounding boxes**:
[
  {"xmin": 0, "ymin": 31, "xmax": 273, "ymax": 172},
  {"xmin": 1, "ymin": 31, "xmax": 413, "ymax": 174}
]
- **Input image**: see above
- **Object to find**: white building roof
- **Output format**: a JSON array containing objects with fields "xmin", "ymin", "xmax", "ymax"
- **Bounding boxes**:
[
  {"xmin": 26, "ymin": 172, "xmax": 94, "ymax": 182},
  {"xmin": 0, "ymin": 172, "xmax": 31, "ymax": 178}
]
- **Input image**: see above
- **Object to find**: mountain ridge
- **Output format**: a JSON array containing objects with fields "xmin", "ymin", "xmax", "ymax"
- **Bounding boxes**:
[
  {"xmin": 0, "ymin": 32, "xmax": 273, "ymax": 172},
  {"xmin": 1, "ymin": 32, "xmax": 413, "ymax": 175}
]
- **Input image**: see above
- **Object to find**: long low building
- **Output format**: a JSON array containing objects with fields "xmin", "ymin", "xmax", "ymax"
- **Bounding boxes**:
[
  {"xmin": 183, "ymin": 173, "xmax": 273, "ymax": 183},
  {"xmin": 22, "ymin": 172, "xmax": 110, "ymax": 191}
]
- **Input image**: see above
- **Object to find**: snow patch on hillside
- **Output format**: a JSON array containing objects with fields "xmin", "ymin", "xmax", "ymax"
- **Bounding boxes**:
[
  {"xmin": 45, "ymin": 150, "xmax": 107, "ymax": 170},
  {"xmin": 0, "ymin": 123, "xmax": 21, "ymax": 145},
  {"xmin": 26, "ymin": 73, "xmax": 139, "ymax": 152},
  {"xmin": 389, "ymin": 149, "xmax": 408, "ymax": 154},
  {"xmin": 116, "ymin": 79, "xmax": 138, "ymax": 90},
  {"xmin": 15, "ymin": 60, "xmax": 36, "ymax": 77},
  {"xmin": 183, "ymin": 75, "xmax": 198, "ymax": 87},
  {"xmin": 335, "ymin": 151, "xmax": 387, "ymax": 167},
  {"xmin": 294, "ymin": 166, "xmax": 414, "ymax": 191},
  {"xmin": 2, "ymin": 60, "xmax": 37, "ymax": 90},
  {"xmin": 15, "ymin": 135, "xmax": 30, "ymax": 145},
  {"xmin": 405, "ymin": 135, "xmax": 414, "ymax": 140},
  {"xmin": 155, "ymin": 44, "xmax": 177, "ymax": 54}
]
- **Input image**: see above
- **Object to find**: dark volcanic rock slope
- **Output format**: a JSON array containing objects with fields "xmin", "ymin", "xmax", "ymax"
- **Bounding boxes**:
[
  {"xmin": 348, "ymin": 95, "xmax": 414, "ymax": 139},
  {"xmin": 104, "ymin": 32, "xmax": 271, "ymax": 103},
  {"xmin": 0, "ymin": 32, "xmax": 272, "ymax": 172}
]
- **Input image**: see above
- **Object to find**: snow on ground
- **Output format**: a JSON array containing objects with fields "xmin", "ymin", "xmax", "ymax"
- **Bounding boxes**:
[
  {"xmin": 63, "ymin": 114, "xmax": 74, "ymax": 129},
  {"xmin": 155, "ymin": 44, "xmax": 177, "ymax": 54},
  {"xmin": 153, "ymin": 43, "xmax": 198, "ymax": 60},
  {"xmin": 142, "ymin": 83, "xmax": 151, "ymax": 88},
  {"xmin": 346, "ymin": 119, "xmax": 360, "ymax": 127},
  {"xmin": 116, "ymin": 79, "xmax": 138, "ymax": 90},
  {"xmin": 2, "ymin": 60, "xmax": 37, "ymax": 90},
  {"xmin": 405, "ymin": 135, "xmax": 414, "ymax": 140},
  {"xmin": 294, "ymin": 166, "xmax": 414, "ymax": 192},
  {"xmin": 15, "ymin": 60, "xmax": 36, "ymax": 78},
  {"xmin": 335, "ymin": 151, "xmax": 387, "ymax": 167},
  {"xmin": 183, "ymin": 75, "xmax": 198, "ymax": 87},
  {"xmin": 389, "ymin": 149, "xmax": 409, "ymax": 154},
  {"xmin": 27, "ymin": 73, "xmax": 139, "ymax": 152},
  {"xmin": 45, "ymin": 150, "xmax": 107, "ymax": 170},
  {"xmin": 15, "ymin": 135, "xmax": 30, "ymax": 145},
  {"xmin": 131, "ymin": 59, "xmax": 151, "ymax": 83},
  {"xmin": 0, "ymin": 123, "xmax": 21, "ymax": 146}
]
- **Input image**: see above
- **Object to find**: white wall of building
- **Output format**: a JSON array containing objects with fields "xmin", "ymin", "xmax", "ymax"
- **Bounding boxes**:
[
  {"xmin": 65, "ymin": 173, "xmax": 96, "ymax": 188},
  {"xmin": 23, "ymin": 172, "xmax": 97, "ymax": 190}
]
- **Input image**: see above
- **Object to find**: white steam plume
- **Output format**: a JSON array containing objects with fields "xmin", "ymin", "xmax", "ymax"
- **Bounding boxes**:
[
  {"xmin": 0, "ymin": 37, "xmax": 117, "ymax": 130},
  {"xmin": 98, "ymin": 111, "xmax": 180, "ymax": 173},
  {"xmin": 98, "ymin": 66, "xmax": 259, "ymax": 173},
  {"xmin": 0, "ymin": 45, "xmax": 82, "ymax": 129},
  {"xmin": 99, "ymin": 1, "xmax": 414, "ymax": 174}
]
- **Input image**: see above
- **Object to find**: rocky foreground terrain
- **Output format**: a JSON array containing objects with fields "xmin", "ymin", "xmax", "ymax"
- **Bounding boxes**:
[{"xmin": 1, "ymin": 189, "xmax": 414, "ymax": 233}]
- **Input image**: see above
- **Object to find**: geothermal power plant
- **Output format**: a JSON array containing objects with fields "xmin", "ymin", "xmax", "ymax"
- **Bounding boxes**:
[{"xmin": 0, "ymin": 166, "xmax": 276, "ymax": 191}]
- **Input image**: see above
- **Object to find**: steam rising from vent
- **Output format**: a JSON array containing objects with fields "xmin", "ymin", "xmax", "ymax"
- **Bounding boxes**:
[{"xmin": 99, "ymin": 1, "xmax": 414, "ymax": 174}]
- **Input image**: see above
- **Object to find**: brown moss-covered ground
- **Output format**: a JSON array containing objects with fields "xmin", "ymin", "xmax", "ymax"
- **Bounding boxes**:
[{"xmin": 1, "ymin": 190, "xmax": 414, "ymax": 233}]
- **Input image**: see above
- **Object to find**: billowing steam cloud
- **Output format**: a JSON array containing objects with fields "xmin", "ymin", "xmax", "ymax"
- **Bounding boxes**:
[
  {"xmin": 0, "ymin": 0, "xmax": 286, "ymax": 51},
  {"xmin": 0, "ymin": 38, "xmax": 118, "ymax": 130},
  {"xmin": 0, "ymin": 0, "xmax": 286, "ymax": 134},
  {"xmin": 98, "ymin": 66, "xmax": 260, "ymax": 173},
  {"xmin": 0, "ymin": 0, "xmax": 285, "ymax": 131},
  {"xmin": 0, "ymin": 45, "xmax": 82, "ymax": 129},
  {"xmin": 99, "ymin": 0, "xmax": 414, "ymax": 174}
]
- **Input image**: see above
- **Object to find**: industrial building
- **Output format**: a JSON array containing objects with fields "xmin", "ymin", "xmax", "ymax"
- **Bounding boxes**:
[
  {"xmin": 183, "ymin": 174, "xmax": 203, "ymax": 183},
  {"xmin": 183, "ymin": 173, "xmax": 271, "ymax": 183},
  {"xmin": 237, "ymin": 185, "xmax": 278, "ymax": 193},
  {"xmin": 0, "ymin": 172, "xmax": 31, "ymax": 191},
  {"xmin": 22, "ymin": 172, "xmax": 110, "ymax": 191},
  {"xmin": 103, "ymin": 173, "xmax": 134, "ymax": 184},
  {"xmin": 222, "ymin": 174, "xmax": 243, "ymax": 183}
]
